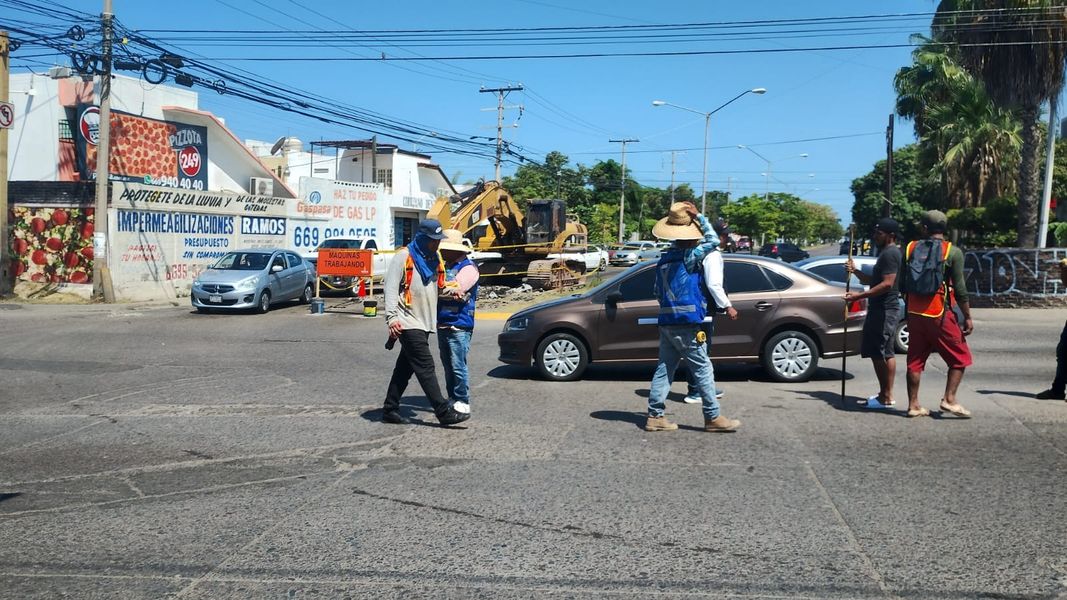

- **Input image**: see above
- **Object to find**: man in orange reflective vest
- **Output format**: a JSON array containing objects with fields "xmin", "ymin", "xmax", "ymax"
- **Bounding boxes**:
[{"xmin": 900, "ymin": 210, "xmax": 974, "ymax": 418}]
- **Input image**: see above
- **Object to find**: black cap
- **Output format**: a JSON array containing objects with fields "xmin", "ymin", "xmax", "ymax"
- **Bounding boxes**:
[
  {"xmin": 873, "ymin": 217, "xmax": 899, "ymax": 235},
  {"xmin": 712, "ymin": 217, "xmax": 730, "ymax": 237},
  {"xmin": 920, "ymin": 210, "xmax": 948, "ymax": 233},
  {"xmin": 416, "ymin": 219, "xmax": 446, "ymax": 240}
]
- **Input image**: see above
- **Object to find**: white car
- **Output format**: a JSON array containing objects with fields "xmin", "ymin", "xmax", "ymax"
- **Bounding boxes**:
[
  {"xmin": 609, "ymin": 241, "xmax": 658, "ymax": 266},
  {"xmin": 795, "ymin": 255, "xmax": 909, "ymax": 353},
  {"xmin": 548, "ymin": 245, "xmax": 610, "ymax": 272}
]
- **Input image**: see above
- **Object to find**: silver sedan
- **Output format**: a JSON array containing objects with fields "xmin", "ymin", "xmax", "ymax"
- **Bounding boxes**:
[{"xmin": 191, "ymin": 249, "xmax": 314, "ymax": 314}]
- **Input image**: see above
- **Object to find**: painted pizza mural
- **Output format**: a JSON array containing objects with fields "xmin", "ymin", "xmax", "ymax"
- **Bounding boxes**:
[{"xmin": 9, "ymin": 205, "xmax": 95, "ymax": 285}]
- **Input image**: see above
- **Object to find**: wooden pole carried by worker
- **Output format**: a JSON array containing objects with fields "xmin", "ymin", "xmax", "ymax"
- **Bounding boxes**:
[{"xmin": 841, "ymin": 223, "xmax": 855, "ymax": 405}]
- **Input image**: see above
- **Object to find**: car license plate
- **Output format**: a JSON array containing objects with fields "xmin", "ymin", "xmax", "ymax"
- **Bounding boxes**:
[{"xmin": 209, "ymin": 294, "xmax": 222, "ymax": 303}]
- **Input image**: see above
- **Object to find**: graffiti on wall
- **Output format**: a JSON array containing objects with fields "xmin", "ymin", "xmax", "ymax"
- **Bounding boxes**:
[{"xmin": 963, "ymin": 248, "xmax": 1067, "ymax": 297}]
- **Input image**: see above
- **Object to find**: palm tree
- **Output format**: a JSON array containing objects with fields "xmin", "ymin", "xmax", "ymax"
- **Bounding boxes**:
[
  {"xmin": 894, "ymin": 39, "xmax": 1022, "ymax": 209},
  {"xmin": 934, "ymin": 0, "xmax": 1067, "ymax": 246}
]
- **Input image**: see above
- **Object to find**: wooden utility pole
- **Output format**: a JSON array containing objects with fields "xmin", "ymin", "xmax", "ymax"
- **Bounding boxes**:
[
  {"xmin": 93, "ymin": 0, "xmax": 115, "ymax": 302},
  {"xmin": 0, "ymin": 31, "xmax": 11, "ymax": 296},
  {"xmin": 479, "ymin": 85, "xmax": 523, "ymax": 181},
  {"xmin": 884, "ymin": 114, "xmax": 893, "ymax": 218},
  {"xmin": 610, "ymin": 138, "xmax": 638, "ymax": 243}
]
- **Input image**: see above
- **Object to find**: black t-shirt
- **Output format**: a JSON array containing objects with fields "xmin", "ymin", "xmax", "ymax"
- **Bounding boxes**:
[{"xmin": 870, "ymin": 244, "xmax": 901, "ymax": 310}]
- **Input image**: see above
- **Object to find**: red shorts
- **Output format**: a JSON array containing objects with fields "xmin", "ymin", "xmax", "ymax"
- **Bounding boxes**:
[{"xmin": 906, "ymin": 310, "xmax": 973, "ymax": 372}]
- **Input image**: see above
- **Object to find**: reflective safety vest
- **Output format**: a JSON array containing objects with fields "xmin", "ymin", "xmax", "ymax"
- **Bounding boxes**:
[
  {"xmin": 905, "ymin": 239, "xmax": 953, "ymax": 318},
  {"xmin": 438, "ymin": 258, "xmax": 478, "ymax": 330},
  {"xmin": 402, "ymin": 251, "xmax": 445, "ymax": 306},
  {"xmin": 656, "ymin": 248, "xmax": 706, "ymax": 326}
]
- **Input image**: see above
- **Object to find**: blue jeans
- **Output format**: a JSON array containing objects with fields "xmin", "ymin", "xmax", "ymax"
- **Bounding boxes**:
[
  {"xmin": 685, "ymin": 321, "xmax": 716, "ymax": 398},
  {"xmin": 437, "ymin": 328, "xmax": 473, "ymax": 403},
  {"xmin": 649, "ymin": 324, "xmax": 720, "ymax": 419}
]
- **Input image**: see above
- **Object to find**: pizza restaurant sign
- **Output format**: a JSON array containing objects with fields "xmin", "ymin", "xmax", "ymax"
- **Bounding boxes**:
[{"xmin": 75, "ymin": 105, "xmax": 209, "ymax": 191}]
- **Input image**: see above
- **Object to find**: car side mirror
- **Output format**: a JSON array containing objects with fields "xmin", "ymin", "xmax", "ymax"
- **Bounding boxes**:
[
  {"xmin": 271, "ymin": 264, "xmax": 283, "ymax": 273},
  {"xmin": 605, "ymin": 291, "xmax": 623, "ymax": 305}
]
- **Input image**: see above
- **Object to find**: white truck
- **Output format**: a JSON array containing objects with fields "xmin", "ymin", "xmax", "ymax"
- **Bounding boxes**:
[{"xmin": 303, "ymin": 237, "xmax": 389, "ymax": 295}]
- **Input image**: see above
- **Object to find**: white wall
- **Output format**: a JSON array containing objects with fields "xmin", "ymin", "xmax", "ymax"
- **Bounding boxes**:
[
  {"xmin": 108, "ymin": 75, "xmax": 198, "ymax": 118},
  {"xmin": 6, "ymin": 74, "xmax": 61, "ymax": 181}
]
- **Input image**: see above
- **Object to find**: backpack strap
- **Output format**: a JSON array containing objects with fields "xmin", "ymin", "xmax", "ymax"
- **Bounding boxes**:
[{"xmin": 401, "ymin": 252, "xmax": 446, "ymax": 306}]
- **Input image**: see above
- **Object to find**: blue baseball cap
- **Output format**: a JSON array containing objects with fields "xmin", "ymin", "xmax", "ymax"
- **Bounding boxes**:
[{"xmin": 416, "ymin": 219, "xmax": 446, "ymax": 240}]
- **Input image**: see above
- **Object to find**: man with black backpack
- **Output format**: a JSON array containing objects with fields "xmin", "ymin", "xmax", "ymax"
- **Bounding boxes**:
[{"xmin": 899, "ymin": 210, "xmax": 974, "ymax": 419}]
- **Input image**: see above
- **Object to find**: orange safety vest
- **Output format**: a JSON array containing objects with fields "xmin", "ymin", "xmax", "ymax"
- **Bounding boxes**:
[
  {"xmin": 905, "ymin": 239, "xmax": 953, "ymax": 318},
  {"xmin": 401, "ymin": 251, "xmax": 446, "ymax": 305}
]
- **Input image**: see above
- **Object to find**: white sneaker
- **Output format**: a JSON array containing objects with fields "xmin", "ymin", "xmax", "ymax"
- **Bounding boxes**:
[
  {"xmin": 864, "ymin": 396, "xmax": 891, "ymax": 410},
  {"xmin": 683, "ymin": 390, "xmax": 725, "ymax": 404},
  {"xmin": 863, "ymin": 394, "xmax": 895, "ymax": 407},
  {"xmin": 452, "ymin": 401, "xmax": 470, "ymax": 414}
]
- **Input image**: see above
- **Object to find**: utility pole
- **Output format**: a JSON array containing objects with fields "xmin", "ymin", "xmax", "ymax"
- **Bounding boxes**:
[
  {"xmin": 0, "ymin": 31, "xmax": 10, "ymax": 297},
  {"xmin": 669, "ymin": 151, "xmax": 677, "ymax": 201},
  {"xmin": 93, "ymin": 0, "xmax": 115, "ymax": 302},
  {"xmin": 884, "ymin": 114, "xmax": 893, "ymax": 218},
  {"xmin": 1038, "ymin": 101, "xmax": 1057, "ymax": 248},
  {"xmin": 479, "ymin": 85, "xmax": 523, "ymax": 181},
  {"xmin": 610, "ymin": 138, "xmax": 638, "ymax": 243}
]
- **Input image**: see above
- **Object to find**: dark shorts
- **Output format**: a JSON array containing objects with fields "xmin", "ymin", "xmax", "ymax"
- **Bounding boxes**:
[
  {"xmin": 861, "ymin": 306, "xmax": 900, "ymax": 360},
  {"xmin": 906, "ymin": 309, "xmax": 973, "ymax": 372}
]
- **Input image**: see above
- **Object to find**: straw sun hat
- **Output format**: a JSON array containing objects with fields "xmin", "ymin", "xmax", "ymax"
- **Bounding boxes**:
[
  {"xmin": 438, "ymin": 229, "xmax": 473, "ymax": 253},
  {"xmin": 652, "ymin": 202, "xmax": 703, "ymax": 241}
]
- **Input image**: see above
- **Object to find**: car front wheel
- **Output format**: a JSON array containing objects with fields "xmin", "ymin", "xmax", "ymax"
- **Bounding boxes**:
[
  {"xmin": 761, "ymin": 330, "xmax": 818, "ymax": 382},
  {"xmin": 256, "ymin": 290, "xmax": 271, "ymax": 314},
  {"xmin": 300, "ymin": 284, "xmax": 313, "ymax": 304},
  {"xmin": 894, "ymin": 321, "xmax": 909, "ymax": 354},
  {"xmin": 535, "ymin": 333, "xmax": 589, "ymax": 381}
]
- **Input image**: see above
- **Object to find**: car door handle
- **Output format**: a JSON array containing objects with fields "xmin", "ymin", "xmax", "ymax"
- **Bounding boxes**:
[{"xmin": 754, "ymin": 301, "xmax": 774, "ymax": 311}]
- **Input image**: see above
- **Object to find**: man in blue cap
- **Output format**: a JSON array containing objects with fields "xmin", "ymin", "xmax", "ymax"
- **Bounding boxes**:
[{"xmin": 381, "ymin": 219, "xmax": 470, "ymax": 426}]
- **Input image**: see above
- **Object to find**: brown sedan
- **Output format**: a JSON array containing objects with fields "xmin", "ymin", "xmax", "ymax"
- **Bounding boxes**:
[{"xmin": 498, "ymin": 255, "xmax": 865, "ymax": 382}]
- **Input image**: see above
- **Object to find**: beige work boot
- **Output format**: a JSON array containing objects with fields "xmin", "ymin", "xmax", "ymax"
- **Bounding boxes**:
[
  {"xmin": 644, "ymin": 415, "xmax": 678, "ymax": 431},
  {"xmin": 704, "ymin": 415, "xmax": 741, "ymax": 432}
]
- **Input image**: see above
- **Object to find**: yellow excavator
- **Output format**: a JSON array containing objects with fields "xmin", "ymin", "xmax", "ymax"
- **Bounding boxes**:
[{"xmin": 426, "ymin": 180, "xmax": 589, "ymax": 289}]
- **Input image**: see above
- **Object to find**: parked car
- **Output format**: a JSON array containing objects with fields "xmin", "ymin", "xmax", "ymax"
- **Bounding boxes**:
[
  {"xmin": 758, "ymin": 242, "xmax": 809, "ymax": 262},
  {"xmin": 548, "ymin": 245, "xmax": 610, "ymax": 273},
  {"xmin": 498, "ymin": 255, "xmax": 865, "ymax": 382},
  {"xmin": 795, "ymin": 255, "xmax": 908, "ymax": 353},
  {"xmin": 191, "ymin": 249, "xmax": 314, "ymax": 314},
  {"xmin": 609, "ymin": 241, "xmax": 658, "ymax": 266},
  {"xmin": 735, "ymin": 236, "xmax": 752, "ymax": 253},
  {"xmin": 303, "ymin": 237, "xmax": 388, "ymax": 294}
]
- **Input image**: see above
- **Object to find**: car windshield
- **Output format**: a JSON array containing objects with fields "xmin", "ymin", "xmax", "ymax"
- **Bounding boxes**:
[
  {"xmin": 318, "ymin": 239, "xmax": 359, "ymax": 249},
  {"xmin": 622, "ymin": 243, "xmax": 645, "ymax": 250},
  {"xmin": 212, "ymin": 252, "xmax": 270, "ymax": 271}
]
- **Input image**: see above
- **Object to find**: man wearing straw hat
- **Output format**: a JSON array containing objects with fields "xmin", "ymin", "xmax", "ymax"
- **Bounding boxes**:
[
  {"xmin": 645, "ymin": 202, "xmax": 741, "ymax": 433},
  {"xmin": 437, "ymin": 229, "xmax": 480, "ymax": 415}
]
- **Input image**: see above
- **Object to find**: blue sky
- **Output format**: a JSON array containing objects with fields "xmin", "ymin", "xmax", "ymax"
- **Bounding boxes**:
[{"xmin": 11, "ymin": 1, "xmax": 954, "ymax": 222}]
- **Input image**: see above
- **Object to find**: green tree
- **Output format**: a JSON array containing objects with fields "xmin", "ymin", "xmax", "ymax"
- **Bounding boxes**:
[
  {"xmin": 934, "ymin": 0, "xmax": 1067, "ymax": 246},
  {"xmin": 850, "ymin": 144, "xmax": 935, "ymax": 240},
  {"xmin": 722, "ymin": 194, "xmax": 781, "ymax": 242}
]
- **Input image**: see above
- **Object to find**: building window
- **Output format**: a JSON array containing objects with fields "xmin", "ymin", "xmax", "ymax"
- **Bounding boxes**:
[
  {"xmin": 376, "ymin": 169, "xmax": 392, "ymax": 193},
  {"xmin": 58, "ymin": 120, "xmax": 73, "ymax": 142}
]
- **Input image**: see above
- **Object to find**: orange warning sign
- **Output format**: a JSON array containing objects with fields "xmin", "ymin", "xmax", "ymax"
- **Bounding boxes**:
[{"xmin": 318, "ymin": 249, "xmax": 373, "ymax": 277}]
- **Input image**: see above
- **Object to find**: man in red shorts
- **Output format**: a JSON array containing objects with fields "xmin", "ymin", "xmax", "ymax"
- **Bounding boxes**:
[{"xmin": 900, "ymin": 210, "xmax": 974, "ymax": 418}]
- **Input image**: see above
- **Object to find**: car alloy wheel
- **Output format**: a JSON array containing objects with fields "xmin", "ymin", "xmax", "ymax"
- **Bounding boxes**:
[
  {"xmin": 300, "ymin": 284, "xmax": 313, "ymax": 304},
  {"xmin": 257, "ymin": 290, "xmax": 271, "ymax": 314},
  {"xmin": 536, "ymin": 333, "xmax": 589, "ymax": 381},
  {"xmin": 895, "ymin": 321, "xmax": 909, "ymax": 354},
  {"xmin": 762, "ymin": 330, "xmax": 818, "ymax": 382}
]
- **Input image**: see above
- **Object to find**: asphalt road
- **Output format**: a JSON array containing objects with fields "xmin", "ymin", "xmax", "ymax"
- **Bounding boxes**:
[{"xmin": 0, "ymin": 299, "xmax": 1064, "ymax": 599}]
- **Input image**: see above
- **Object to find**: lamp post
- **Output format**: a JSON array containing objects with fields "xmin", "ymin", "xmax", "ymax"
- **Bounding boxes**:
[
  {"xmin": 737, "ymin": 145, "xmax": 807, "ymax": 201},
  {"xmin": 652, "ymin": 87, "xmax": 766, "ymax": 215}
]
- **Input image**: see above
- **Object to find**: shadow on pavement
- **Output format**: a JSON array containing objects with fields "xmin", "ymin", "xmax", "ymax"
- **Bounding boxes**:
[
  {"xmin": 0, "ymin": 493, "xmax": 22, "ymax": 503},
  {"xmin": 976, "ymin": 389, "xmax": 1043, "ymax": 399},
  {"xmin": 795, "ymin": 389, "xmax": 911, "ymax": 417},
  {"xmin": 361, "ymin": 404, "xmax": 439, "ymax": 427},
  {"xmin": 487, "ymin": 363, "xmax": 853, "ymax": 383}
]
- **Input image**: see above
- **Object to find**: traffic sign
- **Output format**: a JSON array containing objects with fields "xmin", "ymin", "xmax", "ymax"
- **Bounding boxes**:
[{"xmin": 0, "ymin": 102, "xmax": 14, "ymax": 129}]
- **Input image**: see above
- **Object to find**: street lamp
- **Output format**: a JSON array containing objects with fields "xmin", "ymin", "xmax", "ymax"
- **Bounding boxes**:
[
  {"xmin": 652, "ymin": 87, "xmax": 766, "ymax": 216},
  {"xmin": 737, "ymin": 145, "xmax": 807, "ymax": 200}
]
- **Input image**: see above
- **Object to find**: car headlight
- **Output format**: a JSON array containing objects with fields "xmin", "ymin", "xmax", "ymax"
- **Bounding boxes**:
[
  {"xmin": 503, "ymin": 316, "xmax": 529, "ymax": 332},
  {"xmin": 234, "ymin": 276, "xmax": 258, "ymax": 290}
]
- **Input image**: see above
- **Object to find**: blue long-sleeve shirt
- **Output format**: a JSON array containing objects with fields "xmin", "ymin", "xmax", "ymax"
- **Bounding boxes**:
[{"xmin": 681, "ymin": 214, "xmax": 720, "ymax": 273}]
